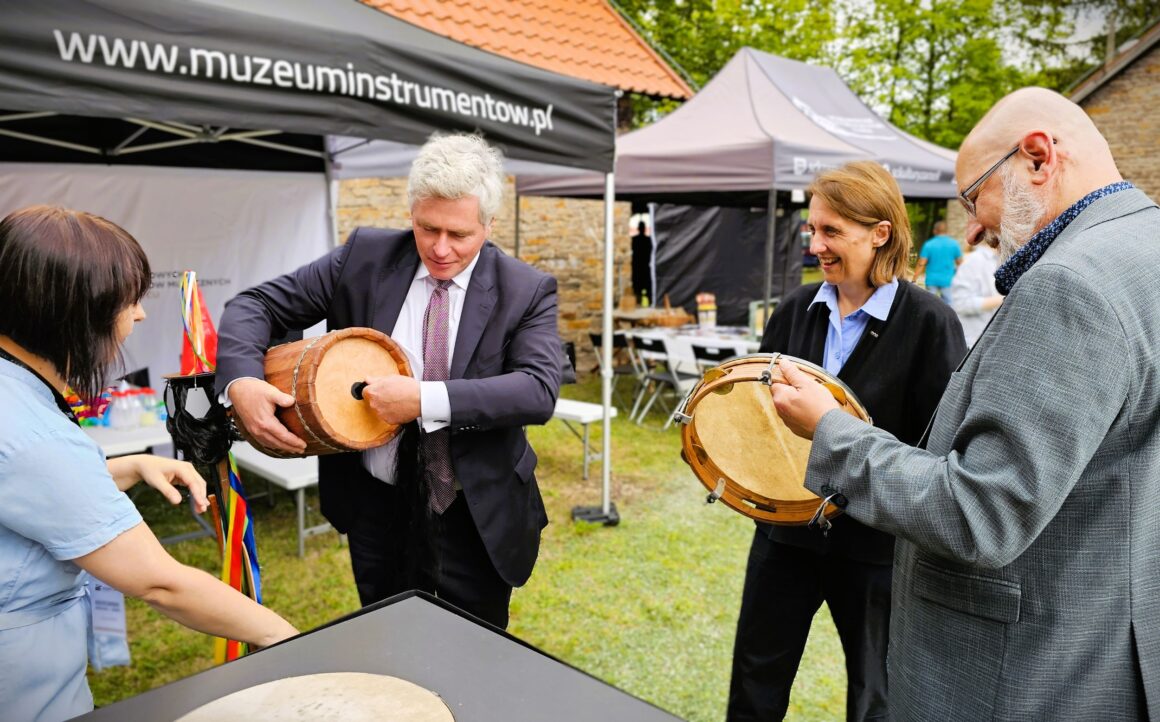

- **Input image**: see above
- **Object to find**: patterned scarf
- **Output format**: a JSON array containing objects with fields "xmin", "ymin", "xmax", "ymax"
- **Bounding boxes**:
[{"xmin": 994, "ymin": 181, "xmax": 1134, "ymax": 295}]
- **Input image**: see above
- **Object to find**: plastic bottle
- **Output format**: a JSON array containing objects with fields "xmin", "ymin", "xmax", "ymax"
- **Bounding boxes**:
[
  {"xmin": 124, "ymin": 390, "xmax": 143, "ymax": 430},
  {"xmin": 138, "ymin": 388, "xmax": 158, "ymax": 427},
  {"xmin": 109, "ymin": 392, "xmax": 131, "ymax": 430}
]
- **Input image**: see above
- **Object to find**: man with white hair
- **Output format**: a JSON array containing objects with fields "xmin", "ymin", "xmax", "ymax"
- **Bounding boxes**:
[
  {"xmin": 217, "ymin": 134, "xmax": 561, "ymax": 629},
  {"xmin": 766, "ymin": 87, "xmax": 1160, "ymax": 719}
]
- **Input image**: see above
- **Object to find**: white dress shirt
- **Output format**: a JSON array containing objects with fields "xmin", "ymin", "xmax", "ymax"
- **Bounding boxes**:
[
  {"xmin": 362, "ymin": 251, "xmax": 480, "ymax": 484},
  {"xmin": 950, "ymin": 245, "xmax": 999, "ymax": 346}
]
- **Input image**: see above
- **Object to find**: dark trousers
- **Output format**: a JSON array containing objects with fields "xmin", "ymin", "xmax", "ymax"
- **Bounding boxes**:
[
  {"xmin": 345, "ymin": 473, "xmax": 513, "ymax": 629},
  {"xmin": 727, "ymin": 528, "xmax": 892, "ymax": 722}
]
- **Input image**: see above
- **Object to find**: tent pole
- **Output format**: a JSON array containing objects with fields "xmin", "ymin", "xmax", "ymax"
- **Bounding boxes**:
[
  {"xmin": 324, "ymin": 150, "xmax": 340, "ymax": 248},
  {"xmin": 763, "ymin": 189, "xmax": 777, "ymax": 323},
  {"xmin": 779, "ymin": 192, "xmax": 792, "ymax": 309},
  {"xmin": 513, "ymin": 187, "xmax": 521, "ymax": 259},
  {"xmin": 601, "ymin": 172, "xmax": 614, "ymax": 517},
  {"xmin": 571, "ymin": 171, "xmax": 619, "ymax": 526}
]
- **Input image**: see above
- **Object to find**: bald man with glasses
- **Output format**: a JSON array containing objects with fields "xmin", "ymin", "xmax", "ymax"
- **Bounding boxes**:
[{"xmin": 766, "ymin": 87, "xmax": 1160, "ymax": 720}]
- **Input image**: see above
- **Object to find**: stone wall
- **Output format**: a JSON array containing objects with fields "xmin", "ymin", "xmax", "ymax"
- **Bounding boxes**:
[
  {"xmin": 1078, "ymin": 43, "xmax": 1160, "ymax": 200},
  {"xmin": 336, "ymin": 178, "xmax": 631, "ymax": 373}
]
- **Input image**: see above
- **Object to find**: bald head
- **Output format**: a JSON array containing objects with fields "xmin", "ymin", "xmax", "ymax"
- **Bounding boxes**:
[{"xmin": 958, "ymin": 88, "xmax": 1121, "ymax": 206}]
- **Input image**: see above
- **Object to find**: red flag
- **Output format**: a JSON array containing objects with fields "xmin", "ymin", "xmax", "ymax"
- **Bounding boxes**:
[{"xmin": 180, "ymin": 277, "xmax": 219, "ymax": 374}]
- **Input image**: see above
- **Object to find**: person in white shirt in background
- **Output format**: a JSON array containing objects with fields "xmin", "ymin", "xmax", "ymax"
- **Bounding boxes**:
[{"xmin": 950, "ymin": 243, "xmax": 1002, "ymax": 346}]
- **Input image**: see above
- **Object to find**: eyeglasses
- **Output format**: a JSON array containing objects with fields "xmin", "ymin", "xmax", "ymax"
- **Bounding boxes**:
[
  {"xmin": 958, "ymin": 145, "xmax": 1019, "ymax": 217},
  {"xmin": 958, "ymin": 138, "xmax": 1056, "ymax": 217}
]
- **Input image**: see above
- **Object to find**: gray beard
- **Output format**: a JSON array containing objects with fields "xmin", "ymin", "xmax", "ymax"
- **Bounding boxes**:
[{"xmin": 993, "ymin": 167, "xmax": 1048, "ymax": 263}]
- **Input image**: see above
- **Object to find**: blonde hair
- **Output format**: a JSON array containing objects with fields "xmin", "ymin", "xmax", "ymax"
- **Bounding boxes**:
[{"xmin": 807, "ymin": 161, "xmax": 912, "ymax": 286}]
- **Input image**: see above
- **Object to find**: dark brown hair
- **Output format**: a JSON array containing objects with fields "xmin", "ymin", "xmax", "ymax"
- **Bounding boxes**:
[
  {"xmin": 807, "ymin": 161, "xmax": 912, "ymax": 286},
  {"xmin": 0, "ymin": 206, "xmax": 151, "ymax": 397}
]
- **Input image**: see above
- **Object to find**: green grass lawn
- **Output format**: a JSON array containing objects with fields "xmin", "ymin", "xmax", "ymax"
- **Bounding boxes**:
[{"xmin": 90, "ymin": 375, "xmax": 846, "ymax": 720}]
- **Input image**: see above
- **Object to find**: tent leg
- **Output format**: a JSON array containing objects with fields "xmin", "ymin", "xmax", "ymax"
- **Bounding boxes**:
[
  {"xmin": 572, "ymin": 171, "xmax": 619, "ymax": 527},
  {"xmin": 513, "ymin": 188, "xmax": 521, "ymax": 259},
  {"xmin": 324, "ymin": 154, "xmax": 340, "ymax": 248},
  {"xmin": 778, "ymin": 192, "xmax": 791, "ymax": 308},
  {"xmin": 762, "ymin": 189, "xmax": 777, "ymax": 324}
]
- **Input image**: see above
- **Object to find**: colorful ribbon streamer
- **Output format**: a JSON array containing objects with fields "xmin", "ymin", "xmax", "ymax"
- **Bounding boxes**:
[{"xmin": 212, "ymin": 452, "xmax": 262, "ymax": 663}]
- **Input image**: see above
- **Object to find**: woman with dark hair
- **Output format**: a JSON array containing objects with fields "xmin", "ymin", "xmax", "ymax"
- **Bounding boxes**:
[
  {"xmin": 727, "ymin": 163, "xmax": 966, "ymax": 721},
  {"xmin": 0, "ymin": 206, "xmax": 297, "ymax": 722}
]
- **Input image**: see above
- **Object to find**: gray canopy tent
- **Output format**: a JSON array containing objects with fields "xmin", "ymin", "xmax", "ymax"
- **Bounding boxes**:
[{"xmin": 518, "ymin": 47, "xmax": 959, "ymax": 321}]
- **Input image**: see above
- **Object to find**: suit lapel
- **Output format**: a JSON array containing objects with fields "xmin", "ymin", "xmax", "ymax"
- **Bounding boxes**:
[
  {"xmin": 373, "ymin": 238, "xmax": 420, "ymax": 335},
  {"xmin": 805, "ymin": 303, "xmax": 828, "ymax": 366},
  {"xmin": 451, "ymin": 243, "xmax": 497, "ymax": 379}
]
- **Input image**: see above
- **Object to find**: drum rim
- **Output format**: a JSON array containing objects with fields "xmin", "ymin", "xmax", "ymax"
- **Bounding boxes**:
[{"xmin": 713, "ymin": 353, "xmax": 867, "ymax": 420}]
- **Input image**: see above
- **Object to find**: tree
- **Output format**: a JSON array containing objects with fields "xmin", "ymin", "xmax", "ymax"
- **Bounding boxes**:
[
  {"xmin": 613, "ymin": 0, "xmax": 838, "ymax": 126},
  {"xmin": 833, "ymin": 0, "xmax": 1081, "ymax": 150}
]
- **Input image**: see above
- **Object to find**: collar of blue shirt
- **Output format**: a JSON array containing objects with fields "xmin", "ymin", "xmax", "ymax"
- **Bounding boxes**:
[{"xmin": 809, "ymin": 278, "xmax": 898, "ymax": 321}]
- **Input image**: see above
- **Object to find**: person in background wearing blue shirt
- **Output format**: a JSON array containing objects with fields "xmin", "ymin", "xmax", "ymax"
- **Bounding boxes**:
[
  {"xmin": 915, "ymin": 221, "xmax": 963, "ymax": 301},
  {"xmin": 727, "ymin": 163, "xmax": 964, "ymax": 721},
  {"xmin": 0, "ymin": 206, "xmax": 298, "ymax": 722}
]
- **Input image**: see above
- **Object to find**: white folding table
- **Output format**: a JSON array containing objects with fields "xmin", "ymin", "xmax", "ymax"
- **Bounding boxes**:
[{"xmin": 229, "ymin": 442, "xmax": 330, "ymax": 558}]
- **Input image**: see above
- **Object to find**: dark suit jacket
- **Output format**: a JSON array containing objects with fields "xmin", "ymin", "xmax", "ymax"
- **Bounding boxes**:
[
  {"xmin": 757, "ymin": 279, "xmax": 965, "ymax": 563},
  {"xmin": 215, "ymin": 228, "xmax": 562, "ymax": 587}
]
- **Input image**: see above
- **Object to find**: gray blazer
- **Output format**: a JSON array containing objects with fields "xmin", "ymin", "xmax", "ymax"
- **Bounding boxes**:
[{"xmin": 806, "ymin": 188, "xmax": 1160, "ymax": 720}]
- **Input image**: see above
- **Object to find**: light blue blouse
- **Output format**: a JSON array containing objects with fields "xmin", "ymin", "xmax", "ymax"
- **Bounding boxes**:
[
  {"xmin": 808, "ymin": 280, "xmax": 898, "ymax": 375},
  {"xmin": 0, "ymin": 358, "xmax": 142, "ymax": 722}
]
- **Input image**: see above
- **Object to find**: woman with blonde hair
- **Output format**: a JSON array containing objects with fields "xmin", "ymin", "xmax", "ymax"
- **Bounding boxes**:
[
  {"xmin": 0, "ymin": 206, "xmax": 298, "ymax": 722},
  {"xmin": 727, "ymin": 162, "xmax": 965, "ymax": 721}
]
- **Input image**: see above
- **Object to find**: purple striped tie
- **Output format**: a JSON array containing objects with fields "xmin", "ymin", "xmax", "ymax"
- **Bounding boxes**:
[{"xmin": 422, "ymin": 278, "xmax": 456, "ymax": 514}]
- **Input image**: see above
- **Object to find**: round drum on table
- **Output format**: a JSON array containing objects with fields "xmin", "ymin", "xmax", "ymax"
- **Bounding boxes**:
[
  {"xmin": 174, "ymin": 672, "xmax": 454, "ymax": 722},
  {"xmin": 234, "ymin": 327, "xmax": 412, "ymax": 457},
  {"xmin": 674, "ymin": 353, "xmax": 871, "ymax": 525}
]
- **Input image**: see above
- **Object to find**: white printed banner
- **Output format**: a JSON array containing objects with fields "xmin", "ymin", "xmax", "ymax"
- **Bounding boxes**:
[{"xmin": 0, "ymin": 163, "xmax": 331, "ymax": 390}]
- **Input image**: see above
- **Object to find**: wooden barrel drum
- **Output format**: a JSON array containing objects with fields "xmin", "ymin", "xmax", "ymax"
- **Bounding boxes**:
[{"xmin": 235, "ymin": 327, "xmax": 412, "ymax": 457}]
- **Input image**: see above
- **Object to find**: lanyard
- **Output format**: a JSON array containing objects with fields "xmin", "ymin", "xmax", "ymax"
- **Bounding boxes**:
[{"xmin": 0, "ymin": 346, "xmax": 81, "ymax": 427}]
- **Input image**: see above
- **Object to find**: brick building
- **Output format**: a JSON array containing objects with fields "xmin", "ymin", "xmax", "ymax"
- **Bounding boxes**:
[
  {"xmin": 340, "ymin": 1, "xmax": 691, "ymax": 370},
  {"xmin": 1071, "ymin": 19, "xmax": 1160, "ymax": 200}
]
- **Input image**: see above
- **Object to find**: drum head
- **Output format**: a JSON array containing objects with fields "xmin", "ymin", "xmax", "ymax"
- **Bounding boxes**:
[
  {"xmin": 693, "ymin": 381, "xmax": 819, "ymax": 504},
  {"xmin": 174, "ymin": 672, "xmax": 454, "ymax": 722},
  {"xmin": 314, "ymin": 336, "xmax": 406, "ymax": 445}
]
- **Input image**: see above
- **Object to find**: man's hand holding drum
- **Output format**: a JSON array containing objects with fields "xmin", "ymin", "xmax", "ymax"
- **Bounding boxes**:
[
  {"xmin": 768, "ymin": 358, "xmax": 839, "ymax": 440},
  {"xmin": 361, "ymin": 374, "xmax": 421, "ymax": 425},
  {"xmin": 227, "ymin": 377, "xmax": 307, "ymax": 454}
]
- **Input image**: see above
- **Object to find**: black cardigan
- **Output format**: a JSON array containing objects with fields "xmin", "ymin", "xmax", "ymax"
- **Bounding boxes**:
[{"xmin": 758, "ymin": 279, "xmax": 966, "ymax": 564}]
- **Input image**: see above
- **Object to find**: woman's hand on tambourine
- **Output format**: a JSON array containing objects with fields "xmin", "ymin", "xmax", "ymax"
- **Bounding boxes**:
[
  {"xmin": 769, "ymin": 358, "xmax": 840, "ymax": 440},
  {"xmin": 362, "ymin": 375, "xmax": 421, "ymax": 424},
  {"xmin": 228, "ymin": 378, "xmax": 307, "ymax": 454}
]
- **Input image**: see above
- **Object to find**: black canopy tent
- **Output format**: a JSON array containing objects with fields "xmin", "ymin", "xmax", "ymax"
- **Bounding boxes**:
[
  {"xmin": 0, "ymin": 0, "xmax": 615, "ymax": 171},
  {"xmin": 0, "ymin": 0, "xmax": 625, "ymax": 517}
]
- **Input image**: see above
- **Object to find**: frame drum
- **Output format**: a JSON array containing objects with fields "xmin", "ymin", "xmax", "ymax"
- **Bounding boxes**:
[
  {"xmin": 235, "ymin": 327, "xmax": 413, "ymax": 457},
  {"xmin": 674, "ymin": 353, "xmax": 870, "ymax": 525}
]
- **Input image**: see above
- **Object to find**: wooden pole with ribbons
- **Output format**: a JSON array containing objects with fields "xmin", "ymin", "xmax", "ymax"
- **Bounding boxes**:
[{"xmin": 166, "ymin": 270, "xmax": 263, "ymax": 664}]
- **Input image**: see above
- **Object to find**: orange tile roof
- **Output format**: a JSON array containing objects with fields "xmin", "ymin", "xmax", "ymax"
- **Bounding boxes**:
[{"xmin": 361, "ymin": 0, "xmax": 693, "ymax": 99}]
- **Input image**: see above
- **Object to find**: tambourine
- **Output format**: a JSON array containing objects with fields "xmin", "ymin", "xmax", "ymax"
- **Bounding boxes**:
[{"xmin": 674, "ymin": 353, "xmax": 871, "ymax": 525}]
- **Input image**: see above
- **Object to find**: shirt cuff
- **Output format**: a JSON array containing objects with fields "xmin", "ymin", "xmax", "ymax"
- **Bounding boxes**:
[
  {"xmin": 420, "ymin": 381, "xmax": 450, "ymax": 432},
  {"xmin": 218, "ymin": 377, "xmax": 261, "ymax": 408}
]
